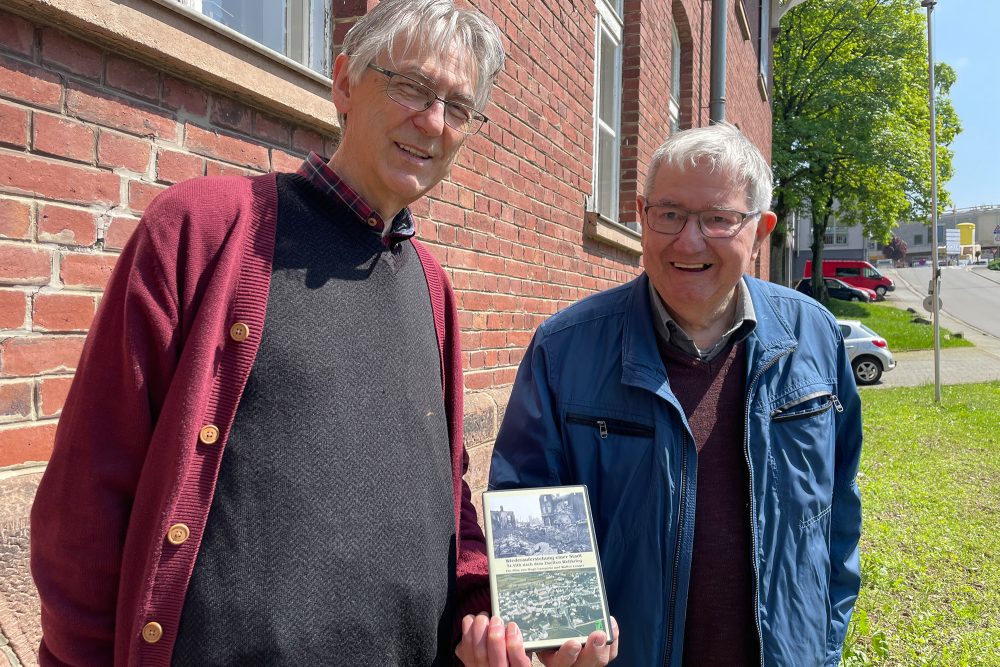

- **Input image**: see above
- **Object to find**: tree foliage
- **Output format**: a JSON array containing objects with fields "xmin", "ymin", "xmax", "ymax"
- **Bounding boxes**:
[
  {"xmin": 882, "ymin": 235, "xmax": 908, "ymax": 262},
  {"xmin": 770, "ymin": 0, "xmax": 961, "ymax": 299}
]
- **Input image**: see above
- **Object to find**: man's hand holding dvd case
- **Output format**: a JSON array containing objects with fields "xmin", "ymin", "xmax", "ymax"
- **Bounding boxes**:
[{"xmin": 482, "ymin": 485, "xmax": 614, "ymax": 652}]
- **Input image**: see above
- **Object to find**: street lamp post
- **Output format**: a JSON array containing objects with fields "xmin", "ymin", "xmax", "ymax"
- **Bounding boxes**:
[{"xmin": 922, "ymin": 0, "xmax": 942, "ymax": 403}]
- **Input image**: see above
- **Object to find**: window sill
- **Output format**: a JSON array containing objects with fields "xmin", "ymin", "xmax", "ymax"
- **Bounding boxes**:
[
  {"xmin": 5, "ymin": 0, "xmax": 340, "ymax": 136},
  {"xmin": 736, "ymin": 1, "xmax": 752, "ymax": 41},
  {"xmin": 584, "ymin": 212, "xmax": 643, "ymax": 255},
  {"xmin": 757, "ymin": 72, "xmax": 770, "ymax": 103}
]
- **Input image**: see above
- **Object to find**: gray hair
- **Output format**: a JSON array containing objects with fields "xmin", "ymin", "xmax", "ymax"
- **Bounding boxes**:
[
  {"xmin": 643, "ymin": 122, "xmax": 774, "ymax": 212},
  {"xmin": 338, "ymin": 0, "xmax": 505, "ymax": 125}
]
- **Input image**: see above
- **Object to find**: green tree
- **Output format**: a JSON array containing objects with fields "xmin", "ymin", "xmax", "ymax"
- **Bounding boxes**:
[{"xmin": 770, "ymin": 0, "xmax": 960, "ymax": 301}]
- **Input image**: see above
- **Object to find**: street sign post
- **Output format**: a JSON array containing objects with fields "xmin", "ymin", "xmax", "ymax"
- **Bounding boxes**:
[
  {"xmin": 945, "ymin": 228, "xmax": 961, "ymax": 255},
  {"xmin": 922, "ymin": 0, "xmax": 942, "ymax": 402}
]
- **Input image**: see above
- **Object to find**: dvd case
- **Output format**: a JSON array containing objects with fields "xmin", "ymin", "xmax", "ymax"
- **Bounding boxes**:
[{"xmin": 482, "ymin": 485, "xmax": 613, "ymax": 651}]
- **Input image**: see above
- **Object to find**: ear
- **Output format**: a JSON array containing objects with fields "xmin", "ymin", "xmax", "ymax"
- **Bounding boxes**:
[
  {"xmin": 331, "ymin": 53, "xmax": 354, "ymax": 115},
  {"xmin": 636, "ymin": 195, "xmax": 646, "ymax": 234},
  {"xmin": 752, "ymin": 210, "xmax": 777, "ymax": 253}
]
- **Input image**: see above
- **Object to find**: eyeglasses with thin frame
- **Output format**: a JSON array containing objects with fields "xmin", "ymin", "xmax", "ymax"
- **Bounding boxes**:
[
  {"xmin": 366, "ymin": 64, "xmax": 488, "ymax": 135},
  {"xmin": 642, "ymin": 203, "xmax": 761, "ymax": 238}
]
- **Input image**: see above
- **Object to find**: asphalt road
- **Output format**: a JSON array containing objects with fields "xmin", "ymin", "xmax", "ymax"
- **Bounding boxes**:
[{"xmin": 885, "ymin": 266, "xmax": 1000, "ymax": 339}]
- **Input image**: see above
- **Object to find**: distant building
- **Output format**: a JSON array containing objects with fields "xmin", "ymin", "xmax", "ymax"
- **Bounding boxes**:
[
  {"xmin": 539, "ymin": 492, "xmax": 587, "ymax": 527},
  {"xmin": 491, "ymin": 506, "xmax": 517, "ymax": 533},
  {"xmin": 895, "ymin": 205, "xmax": 1000, "ymax": 263},
  {"xmin": 791, "ymin": 203, "xmax": 1000, "ymax": 276},
  {"xmin": 790, "ymin": 208, "xmax": 879, "ymax": 280}
]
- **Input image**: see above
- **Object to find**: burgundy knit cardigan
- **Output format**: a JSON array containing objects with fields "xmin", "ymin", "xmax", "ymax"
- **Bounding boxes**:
[{"xmin": 30, "ymin": 174, "xmax": 490, "ymax": 666}]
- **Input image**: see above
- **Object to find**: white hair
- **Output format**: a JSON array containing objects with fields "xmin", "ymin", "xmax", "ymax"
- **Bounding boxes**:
[
  {"xmin": 338, "ymin": 0, "xmax": 506, "ymax": 126},
  {"xmin": 644, "ymin": 122, "xmax": 774, "ymax": 211}
]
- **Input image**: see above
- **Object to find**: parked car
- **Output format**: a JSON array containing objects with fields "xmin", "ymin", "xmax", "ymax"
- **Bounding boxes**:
[
  {"xmin": 803, "ymin": 259, "xmax": 895, "ymax": 298},
  {"xmin": 796, "ymin": 277, "xmax": 876, "ymax": 302},
  {"xmin": 838, "ymin": 319, "xmax": 896, "ymax": 385}
]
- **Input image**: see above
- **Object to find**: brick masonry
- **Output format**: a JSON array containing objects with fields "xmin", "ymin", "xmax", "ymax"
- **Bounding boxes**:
[{"xmin": 0, "ymin": 2, "xmax": 773, "ymax": 659}]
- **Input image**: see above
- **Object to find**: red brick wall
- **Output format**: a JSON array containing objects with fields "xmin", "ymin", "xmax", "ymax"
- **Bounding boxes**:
[
  {"xmin": 0, "ymin": 1, "xmax": 773, "ymax": 467},
  {"xmin": 0, "ymin": 9, "xmax": 337, "ymax": 464}
]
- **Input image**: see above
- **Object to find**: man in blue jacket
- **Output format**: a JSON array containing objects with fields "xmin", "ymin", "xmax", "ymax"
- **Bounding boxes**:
[{"xmin": 490, "ymin": 123, "xmax": 863, "ymax": 667}]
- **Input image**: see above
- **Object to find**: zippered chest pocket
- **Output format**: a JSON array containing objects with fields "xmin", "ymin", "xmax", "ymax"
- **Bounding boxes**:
[
  {"xmin": 767, "ymin": 388, "xmax": 841, "ymax": 513},
  {"xmin": 565, "ymin": 413, "xmax": 655, "ymax": 438},
  {"xmin": 770, "ymin": 391, "xmax": 843, "ymax": 423}
]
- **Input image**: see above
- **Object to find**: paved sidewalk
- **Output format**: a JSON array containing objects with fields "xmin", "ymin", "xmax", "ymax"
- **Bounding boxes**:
[{"xmin": 871, "ymin": 276, "xmax": 1000, "ymax": 389}]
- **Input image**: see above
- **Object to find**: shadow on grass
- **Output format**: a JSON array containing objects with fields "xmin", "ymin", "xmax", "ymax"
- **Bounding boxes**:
[{"xmin": 826, "ymin": 300, "xmax": 869, "ymax": 319}]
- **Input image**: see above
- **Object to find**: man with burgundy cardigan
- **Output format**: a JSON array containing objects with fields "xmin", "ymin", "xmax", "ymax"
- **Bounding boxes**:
[
  {"xmin": 490, "ymin": 123, "xmax": 864, "ymax": 667},
  {"xmin": 30, "ymin": 1, "xmax": 515, "ymax": 664}
]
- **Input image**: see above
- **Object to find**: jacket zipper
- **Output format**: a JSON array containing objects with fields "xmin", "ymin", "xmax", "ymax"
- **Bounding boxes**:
[
  {"xmin": 565, "ymin": 413, "xmax": 655, "ymax": 438},
  {"xmin": 744, "ymin": 348, "xmax": 795, "ymax": 667},
  {"xmin": 662, "ymin": 432, "xmax": 689, "ymax": 667},
  {"xmin": 771, "ymin": 391, "xmax": 841, "ymax": 422}
]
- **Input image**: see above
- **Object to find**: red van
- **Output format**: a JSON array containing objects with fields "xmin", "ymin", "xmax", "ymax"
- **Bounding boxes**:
[{"xmin": 803, "ymin": 260, "xmax": 895, "ymax": 298}]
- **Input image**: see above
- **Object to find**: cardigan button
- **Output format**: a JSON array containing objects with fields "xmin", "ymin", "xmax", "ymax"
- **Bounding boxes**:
[
  {"xmin": 166, "ymin": 523, "xmax": 190, "ymax": 546},
  {"xmin": 142, "ymin": 621, "xmax": 163, "ymax": 644},
  {"xmin": 199, "ymin": 424, "xmax": 220, "ymax": 445},
  {"xmin": 229, "ymin": 322, "xmax": 250, "ymax": 342}
]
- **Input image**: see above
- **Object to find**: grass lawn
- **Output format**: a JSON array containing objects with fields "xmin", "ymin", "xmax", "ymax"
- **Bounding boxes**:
[
  {"xmin": 841, "ymin": 382, "xmax": 1000, "ymax": 666},
  {"xmin": 825, "ymin": 300, "xmax": 973, "ymax": 352}
]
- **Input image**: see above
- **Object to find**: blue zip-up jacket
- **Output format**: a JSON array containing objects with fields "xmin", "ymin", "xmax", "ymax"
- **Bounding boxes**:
[{"xmin": 490, "ymin": 274, "xmax": 862, "ymax": 667}]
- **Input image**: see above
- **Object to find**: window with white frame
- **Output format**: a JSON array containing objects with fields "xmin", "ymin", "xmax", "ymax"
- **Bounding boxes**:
[
  {"xmin": 823, "ymin": 222, "xmax": 849, "ymax": 246},
  {"xmin": 172, "ymin": 0, "xmax": 331, "ymax": 76},
  {"xmin": 592, "ymin": 0, "xmax": 623, "ymax": 224},
  {"xmin": 669, "ymin": 22, "xmax": 681, "ymax": 131},
  {"xmin": 758, "ymin": 0, "xmax": 771, "ymax": 87}
]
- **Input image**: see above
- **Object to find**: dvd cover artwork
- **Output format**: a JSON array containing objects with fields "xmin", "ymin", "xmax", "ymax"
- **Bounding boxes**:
[{"xmin": 482, "ymin": 485, "xmax": 613, "ymax": 651}]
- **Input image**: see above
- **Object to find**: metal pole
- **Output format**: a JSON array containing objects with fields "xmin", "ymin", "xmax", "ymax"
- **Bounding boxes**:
[
  {"xmin": 787, "ymin": 211, "xmax": 796, "ymax": 287},
  {"xmin": 709, "ymin": 0, "xmax": 728, "ymax": 122},
  {"xmin": 922, "ymin": 0, "xmax": 941, "ymax": 402}
]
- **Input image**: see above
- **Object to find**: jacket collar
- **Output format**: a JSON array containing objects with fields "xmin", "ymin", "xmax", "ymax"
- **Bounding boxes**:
[
  {"xmin": 741, "ymin": 276, "xmax": 798, "ymax": 377},
  {"xmin": 621, "ymin": 274, "xmax": 798, "ymax": 396}
]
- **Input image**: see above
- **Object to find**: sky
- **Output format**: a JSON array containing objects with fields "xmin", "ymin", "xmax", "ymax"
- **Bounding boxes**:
[{"xmin": 933, "ymin": 1, "xmax": 1000, "ymax": 209}]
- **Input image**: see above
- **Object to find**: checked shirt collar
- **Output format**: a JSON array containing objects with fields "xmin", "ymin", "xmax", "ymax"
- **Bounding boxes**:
[{"xmin": 296, "ymin": 152, "xmax": 416, "ymax": 247}]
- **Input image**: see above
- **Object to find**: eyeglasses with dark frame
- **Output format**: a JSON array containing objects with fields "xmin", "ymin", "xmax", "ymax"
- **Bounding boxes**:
[
  {"xmin": 366, "ymin": 64, "xmax": 488, "ymax": 135},
  {"xmin": 642, "ymin": 203, "xmax": 761, "ymax": 238}
]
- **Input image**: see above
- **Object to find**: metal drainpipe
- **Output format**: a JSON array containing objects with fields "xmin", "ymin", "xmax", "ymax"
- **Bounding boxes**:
[{"xmin": 710, "ymin": 0, "xmax": 728, "ymax": 122}]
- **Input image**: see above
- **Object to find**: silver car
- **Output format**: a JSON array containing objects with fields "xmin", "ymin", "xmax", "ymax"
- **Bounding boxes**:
[{"xmin": 838, "ymin": 319, "xmax": 896, "ymax": 385}]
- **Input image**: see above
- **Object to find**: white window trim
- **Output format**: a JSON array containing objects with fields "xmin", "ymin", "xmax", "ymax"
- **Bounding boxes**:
[
  {"xmin": 823, "ymin": 223, "xmax": 850, "ymax": 246},
  {"xmin": 669, "ymin": 22, "xmax": 681, "ymax": 131},
  {"xmin": 155, "ymin": 0, "xmax": 331, "ymax": 84},
  {"xmin": 590, "ymin": 2, "xmax": 623, "ymax": 226}
]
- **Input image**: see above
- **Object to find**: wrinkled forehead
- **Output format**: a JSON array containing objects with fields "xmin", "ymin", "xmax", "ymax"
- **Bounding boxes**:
[
  {"xmin": 649, "ymin": 161, "xmax": 752, "ymax": 207},
  {"xmin": 381, "ymin": 32, "xmax": 480, "ymax": 96},
  {"xmin": 656, "ymin": 160, "xmax": 746, "ymax": 190}
]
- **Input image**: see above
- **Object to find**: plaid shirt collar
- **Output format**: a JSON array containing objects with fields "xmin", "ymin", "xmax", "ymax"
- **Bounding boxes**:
[{"xmin": 296, "ymin": 152, "xmax": 415, "ymax": 246}]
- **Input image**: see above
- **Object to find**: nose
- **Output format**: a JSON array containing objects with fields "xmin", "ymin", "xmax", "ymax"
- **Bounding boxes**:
[
  {"xmin": 671, "ymin": 213, "xmax": 706, "ymax": 250},
  {"xmin": 412, "ymin": 99, "xmax": 447, "ymax": 136}
]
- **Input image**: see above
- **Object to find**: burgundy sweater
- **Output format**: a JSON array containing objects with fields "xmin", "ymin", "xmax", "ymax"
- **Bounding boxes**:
[
  {"xmin": 29, "ymin": 174, "xmax": 490, "ymax": 666},
  {"xmin": 659, "ymin": 339, "xmax": 759, "ymax": 666}
]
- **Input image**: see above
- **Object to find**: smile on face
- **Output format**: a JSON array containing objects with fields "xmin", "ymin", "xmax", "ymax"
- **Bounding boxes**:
[
  {"xmin": 329, "ymin": 43, "xmax": 479, "ymax": 221},
  {"xmin": 638, "ymin": 162, "xmax": 776, "ymax": 334}
]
